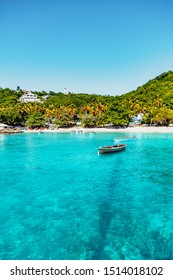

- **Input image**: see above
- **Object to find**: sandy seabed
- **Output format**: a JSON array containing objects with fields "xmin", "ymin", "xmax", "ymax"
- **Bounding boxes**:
[{"xmin": 24, "ymin": 126, "xmax": 173, "ymax": 134}]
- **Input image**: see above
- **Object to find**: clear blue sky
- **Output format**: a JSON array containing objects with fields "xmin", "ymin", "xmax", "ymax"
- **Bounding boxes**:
[{"xmin": 1, "ymin": 0, "xmax": 173, "ymax": 95}]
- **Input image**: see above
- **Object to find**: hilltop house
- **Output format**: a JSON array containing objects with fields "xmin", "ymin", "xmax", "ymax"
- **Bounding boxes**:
[
  {"xmin": 130, "ymin": 113, "xmax": 144, "ymax": 126},
  {"xmin": 19, "ymin": 91, "xmax": 41, "ymax": 103},
  {"xmin": 0, "ymin": 123, "xmax": 9, "ymax": 130}
]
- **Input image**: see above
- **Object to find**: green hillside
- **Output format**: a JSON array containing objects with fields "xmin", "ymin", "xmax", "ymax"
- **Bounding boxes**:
[
  {"xmin": 1, "ymin": 70, "xmax": 173, "ymax": 127},
  {"xmin": 121, "ymin": 70, "xmax": 173, "ymax": 125}
]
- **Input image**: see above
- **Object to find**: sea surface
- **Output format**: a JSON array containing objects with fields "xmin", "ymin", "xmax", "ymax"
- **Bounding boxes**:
[{"xmin": 0, "ymin": 132, "xmax": 173, "ymax": 260}]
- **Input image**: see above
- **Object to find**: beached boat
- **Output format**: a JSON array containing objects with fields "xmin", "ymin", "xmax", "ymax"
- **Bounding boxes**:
[
  {"xmin": 98, "ymin": 144, "xmax": 126, "ymax": 154},
  {"xmin": 76, "ymin": 129, "xmax": 83, "ymax": 133},
  {"xmin": 114, "ymin": 136, "xmax": 137, "ymax": 142},
  {"xmin": 71, "ymin": 128, "xmax": 83, "ymax": 133},
  {"xmin": 89, "ymin": 131, "xmax": 96, "ymax": 134},
  {"xmin": 38, "ymin": 131, "xmax": 44, "ymax": 134}
]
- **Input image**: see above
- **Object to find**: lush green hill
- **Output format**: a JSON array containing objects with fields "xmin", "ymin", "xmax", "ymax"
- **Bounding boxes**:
[
  {"xmin": 121, "ymin": 70, "xmax": 173, "ymax": 125},
  {"xmin": 1, "ymin": 70, "xmax": 173, "ymax": 127}
]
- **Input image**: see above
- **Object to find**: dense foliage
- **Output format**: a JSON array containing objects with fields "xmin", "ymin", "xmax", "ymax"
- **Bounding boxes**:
[{"xmin": 1, "ymin": 70, "xmax": 173, "ymax": 127}]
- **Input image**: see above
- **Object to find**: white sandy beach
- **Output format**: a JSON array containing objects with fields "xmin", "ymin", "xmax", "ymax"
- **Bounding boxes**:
[{"xmin": 24, "ymin": 126, "xmax": 173, "ymax": 133}]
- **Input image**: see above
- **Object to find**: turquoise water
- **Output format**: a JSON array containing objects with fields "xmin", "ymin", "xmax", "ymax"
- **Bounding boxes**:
[{"xmin": 0, "ymin": 132, "xmax": 173, "ymax": 260}]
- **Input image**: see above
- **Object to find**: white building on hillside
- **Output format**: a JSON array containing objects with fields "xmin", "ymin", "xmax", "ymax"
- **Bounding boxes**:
[
  {"xmin": 131, "ymin": 113, "xmax": 144, "ymax": 125},
  {"xmin": 19, "ymin": 91, "xmax": 41, "ymax": 103},
  {"xmin": 0, "ymin": 123, "xmax": 9, "ymax": 130}
]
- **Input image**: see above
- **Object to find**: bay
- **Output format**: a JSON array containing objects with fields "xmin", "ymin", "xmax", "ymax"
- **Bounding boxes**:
[{"xmin": 0, "ymin": 132, "xmax": 173, "ymax": 260}]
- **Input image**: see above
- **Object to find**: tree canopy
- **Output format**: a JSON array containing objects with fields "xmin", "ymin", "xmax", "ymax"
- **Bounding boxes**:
[{"xmin": 1, "ymin": 70, "xmax": 173, "ymax": 127}]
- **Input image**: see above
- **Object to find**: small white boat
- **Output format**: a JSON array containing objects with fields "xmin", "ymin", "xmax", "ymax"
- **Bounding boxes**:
[
  {"xmin": 89, "ymin": 131, "xmax": 96, "ymax": 134},
  {"xmin": 76, "ymin": 129, "xmax": 83, "ymax": 133},
  {"xmin": 72, "ymin": 128, "xmax": 83, "ymax": 133},
  {"xmin": 114, "ymin": 136, "xmax": 138, "ymax": 142}
]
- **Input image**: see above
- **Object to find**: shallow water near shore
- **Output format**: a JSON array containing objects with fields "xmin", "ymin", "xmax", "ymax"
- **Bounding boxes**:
[{"xmin": 0, "ymin": 132, "xmax": 173, "ymax": 260}]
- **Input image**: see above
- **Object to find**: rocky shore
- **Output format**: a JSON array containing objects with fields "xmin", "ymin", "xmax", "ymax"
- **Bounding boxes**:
[{"xmin": 0, "ymin": 128, "xmax": 24, "ymax": 134}]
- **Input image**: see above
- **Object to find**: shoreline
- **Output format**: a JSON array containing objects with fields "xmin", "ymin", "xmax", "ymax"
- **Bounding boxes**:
[{"xmin": 23, "ymin": 126, "xmax": 173, "ymax": 134}]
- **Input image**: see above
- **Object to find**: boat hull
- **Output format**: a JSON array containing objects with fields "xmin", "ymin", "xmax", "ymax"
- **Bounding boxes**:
[{"xmin": 98, "ymin": 144, "xmax": 126, "ymax": 154}]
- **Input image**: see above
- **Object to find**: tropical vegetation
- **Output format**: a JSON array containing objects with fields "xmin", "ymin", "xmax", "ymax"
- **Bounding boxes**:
[{"xmin": 1, "ymin": 70, "xmax": 173, "ymax": 128}]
